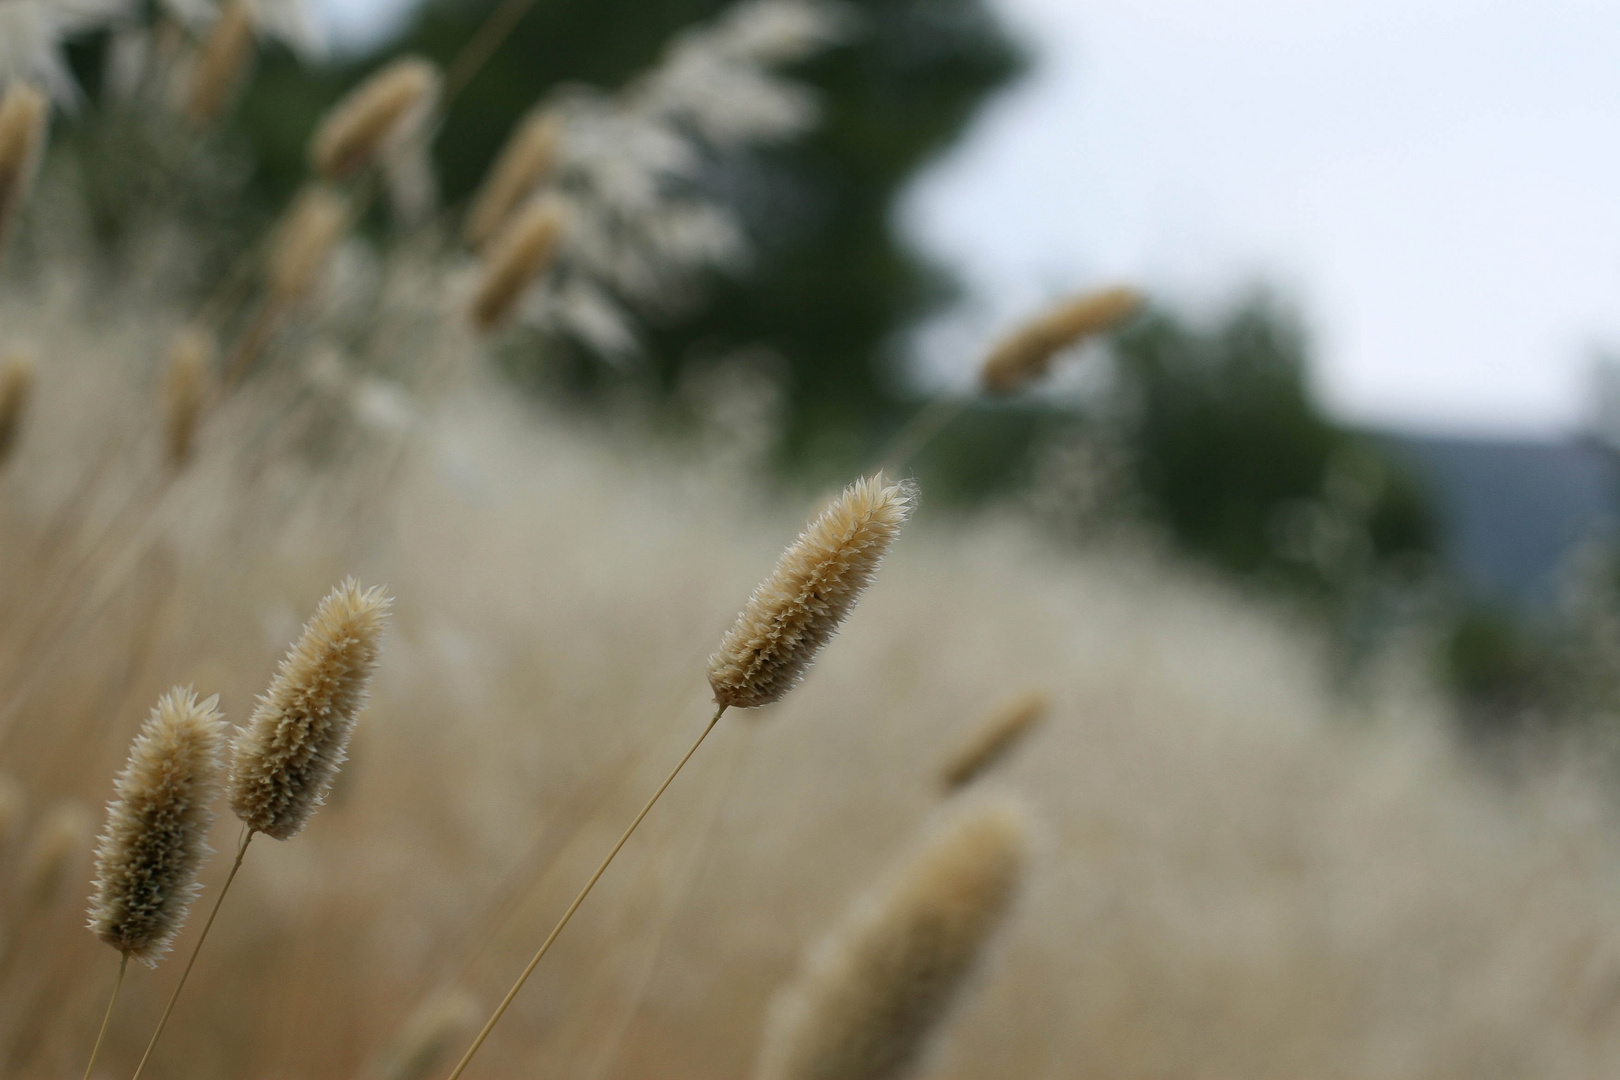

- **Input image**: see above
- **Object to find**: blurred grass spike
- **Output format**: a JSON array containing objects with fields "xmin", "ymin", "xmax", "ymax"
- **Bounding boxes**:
[
  {"xmin": 185, "ymin": 0, "xmax": 258, "ymax": 125},
  {"xmin": 0, "ymin": 81, "xmax": 47, "ymax": 255},
  {"xmin": 464, "ymin": 107, "xmax": 563, "ymax": 250},
  {"xmin": 310, "ymin": 57, "xmax": 440, "ymax": 181},
  {"xmin": 164, "ymin": 328, "xmax": 215, "ymax": 469},
  {"xmin": 469, "ymin": 197, "xmax": 565, "ymax": 331},
  {"xmin": 267, "ymin": 185, "xmax": 350, "ymax": 314},
  {"xmin": 979, "ymin": 285, "xmax": 1145, "ymax": 395},
  {"xmin": 0, "ymin": 352, "xmax": 36, "ymax": 467},
  {"xmin": 939, "ymin": 690, "xmax": 1049, "ymax": 791}
]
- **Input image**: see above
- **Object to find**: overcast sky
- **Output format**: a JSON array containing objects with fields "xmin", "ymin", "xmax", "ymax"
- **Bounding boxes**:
[{"xmin": 902, "ymin": 0, "xmax": 1620, "ymax": 436}]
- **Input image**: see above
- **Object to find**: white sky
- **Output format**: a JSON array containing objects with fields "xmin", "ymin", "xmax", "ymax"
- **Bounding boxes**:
[{"xmin": 902, "ymin": 0, "xmax": 1620, "ymax": 435}]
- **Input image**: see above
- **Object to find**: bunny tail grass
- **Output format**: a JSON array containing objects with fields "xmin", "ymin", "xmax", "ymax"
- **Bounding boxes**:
[
  {"xmin": 163, "ymin": 328, "xmax": 214, "ymax": 468},
  {"xmin": 979, "ymin": 285, "xmax": 1144, "ymax": 395},
  {"xmin": 266, "ymin": 185, "xmax": 350, "ymax": 316},
  {"xmin": 0, "ymin": 81, "xmax": 47, "ymax": 253},
  {"xmin": 468, "ymin": 197, "xmax": 564, "ymax": 331},
  {"xmin": 88, "ymin": 688, "xmax": 229, "ymax": 964},
  {"xmin": 442, "ymin": 704, "xmax": 729, "ymax": 1080},
  {"xmin": 310, "ymin": 57, "xmax": 440, "ymax": 180},
  {"xmin": 185, "ymin": 0, "xmax": 256, "ymax": 125},
  {"xmin": 82, "ymin": 953, "xmax": 128, "ymax": 1080},
  {"xmin": 709, "ymin": 474, "xmax": 915, "ymax": 709},
  {"xmin": 939, "ymin": 690, "xmax": 1049, "ymax": 791},
  {"xmin": 754, "ymin": 799, "xmax": 1031, "ymax": 1080},
  {"xmin": 464, "ymin": 107, "xmax": 562, "ymax": 249}
]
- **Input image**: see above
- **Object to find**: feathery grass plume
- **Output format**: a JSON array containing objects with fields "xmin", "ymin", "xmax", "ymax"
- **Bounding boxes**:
[
  {"xmin": 229, "ymin": 579, "xmax": 391, "ymax": 840},
  {"xmin": 469, "ymin": 196, "xmax": 565, "ymax": 331},
  {"xmin": 267, "ymin": 185, "xmax": 349, "ymax": 313},
  {"xmin": 0, "ymin": 352, "xmax": 35, "ymax": 466},
  {"xmin": 464, "ymin": 107, "xmax": 563, "ymax": 250},
  {"xmin": 979, "ymin": 285, "xmax": 1144, "ymax": 395},
  {"xmin": 754, "ymin": 800, "xmax": 1030, "ymax": 1080},
  {"xmin": 22, "ymin": 801, "xmax": 94, "ymax": 907},
  {"xmin": 184, "ymin": 0, "xmax": 256, "ymax": 125},
  {"xmin": 87, "ymin": 689, "xmax": 228, "ymax": 965},
  {"xmin": 310, "ymin": 57, "xmax": 439, "ymax": 180},
  {"xmin": 709, "ymin": 474, "xmax": 915, "ymax": 709},
  {"xmin": 371, "ymin": 986, "xmax": 480, "ymax": 1080},
  {"xmin": 0, "ymin": 81, "xmax": 47, "ymax": 252},
  {"xmin": 939, "ymin": 690, "xmax": 1049, "ymax": 791},
  {"xmin": 163, "ymin": 327, "xmax": 214, "ymax": 467}
]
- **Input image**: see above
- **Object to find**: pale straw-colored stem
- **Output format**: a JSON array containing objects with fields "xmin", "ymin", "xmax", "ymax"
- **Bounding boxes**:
[
  {"xmin": 443, "ymin": 0, "xmax": 543, "ymax": 102},
  {"xmin": 877, "ymin": 395, "xmax": 969, "ymax": 477},
  {"xmin": 82, "ymin": 953, "xmax": 128, "ymax": 1080},
  {"xmin": 129, "ymin": 828, "xmax": 254, "ymax": 1080},
  {"xmin": 442, "ymin": 705, "xmax": 728, "ymax": 1080}
]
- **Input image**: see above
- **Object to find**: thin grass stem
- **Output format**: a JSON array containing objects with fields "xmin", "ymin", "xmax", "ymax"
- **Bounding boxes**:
[{"xmin": 82, "ymin": 953, "xmax": 128, "ymax": 1080}]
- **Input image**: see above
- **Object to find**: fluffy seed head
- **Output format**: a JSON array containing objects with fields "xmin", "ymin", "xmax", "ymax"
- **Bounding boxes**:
[
  {"xmin": 267, "ymin": 185, "xmax": 348, "ymax": 313},
  {"xmin": 229, "ymin": 579, "xmax": 391, "ymax": 840},
  {"xmin": 755, "ymin": 800, "xmax": 1031, "ymax": 1080},
  {"xmin": 164, "ymin": 327, "xmax": 214, "ymax": 467},
  {"xmin": 310, "ymin": 57, "xmax": 439, "ymax": 180},
  {"xmin": 0, "ymin": 81, "xmax": 47, "ymax": 252},
  {"xmin": 468, "ymin": 197, "xmax": 565, "ymax": 331},
  {"xmin": 464, "ymin": 107, "xmax": 564, "ymax": 250},
  {"xmin": 87, "ymin": 689, "xmax": 228, "ymax": 965},
  {"xmin": 939, "ymin": 690, "xmax": 1049, "ymax": 791},
  {"xmin": 709, "ymin": 474, "xmax": 915, "ymax": 709},
  {"xmin": 0, "ymin": 353, "xmax": 35, "ymax": 466},
  {"xmin": 22, "ymin": 801, "xmax": 94, "ymax": 907},
  {"xmin": 185, "ymin": 0, "xmax": 257, "ymax": 125},
  {"xmin": 979, "ymin": 285, "xmax": 1144, "ymax": 395}
]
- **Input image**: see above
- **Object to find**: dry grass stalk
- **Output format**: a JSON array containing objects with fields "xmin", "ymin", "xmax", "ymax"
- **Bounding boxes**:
[
  {"xmin": 464, "ymin": 108, "xmax": 563, "ymax": 250},
  {"xmin": 709, "ymin": 474, "xmax": 915, "ymax": 709},
  {"xmin": 939, "ymin": 690, "xmax": 1049, "ymax": 791},
  {"xmin": 371, "ymin": 986, "xmax": 480, "ymax": 1080},
  {"xmin": 228, "ymin": 578, "xmax": 392, "ymax": 840},
  {"xmin": 755, "ymin": 800, "xmax": 1030, "ymax": 1080},
  {"xmin": 0, "ymin": 82, "xmax": 47, "ymax": 253},
  {"xmin": 87, "ymin": 688, "xmax": 228, "ymax": 965},
  {"xmin": 21, "ymin": 801, "xmax": 94, "ymax": 907},
  {"xmin": 979, "ymin": 285, "xmax": 1144, "ymax": 395},
  {"xmin": 310, "ymin": 57, "xmax": 440, "ymax": 180},
  {"xmin": 267, "ymin": 185, "xmax": 350, "ymax": 314},
  {"xmin": 0, "ymin": 353, "xmax": 35, "ymax": 466},
  {"xmin": 468, "ymin": 197, "xmax": 564, "ymax": 331},
  {"xmin": 185, "ymin": 0, "xmax": 257, "ymax": 125},
  {"xmin": 163, "ymin": 328, "xmax": 215, "ymax": 467}
]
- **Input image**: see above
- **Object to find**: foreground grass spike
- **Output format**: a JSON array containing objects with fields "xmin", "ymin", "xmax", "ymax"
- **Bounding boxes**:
[
  {"xmin": 185, "ymin": 0, "xmax": 257, "ymax": 125},
  {"xmin": 979, "ymin": 285, "xmax": 1144, "ymax": 395},
  {"xmin": 311, "ymin": 57, "xmax": 440, "ymax": 180},
  {"xmin": 88, "ymin": 688, "xmax": 228, "ymax": 965},
  {"xmin": 164, "ymin": 328, "xmax": 214, "ymax": 467},
  {"xmin": 229, "ymin": 579, "xmax": 392, "ymax": 840},
  {"xmin": 0, "ymin": 81, "xmax": 47, "ymax": 253},
  {"xmin": 0, "ymin": 352, "xmax": 35, "ymax": 466},
  {"xmin": 468, "ymin": 197, "xmax": 564, "ymax": 331},
  {"xmin": 939, "ymin": 690, "xmax": 1049, "ymax": 791},
  {"xmin": 267, "ymin": 185, "xmax": 350, "ymax": 314},
  {"xmin": 464, "ymin": 107, "xmax": 563, "ymax": 250},
  {"xmin": 709, "ymin": 474, "xmax": 915, "ymax": 709},
  {"xmin": 755, "ymin": 800, "xmax": 1031, "ymax": 1080}
]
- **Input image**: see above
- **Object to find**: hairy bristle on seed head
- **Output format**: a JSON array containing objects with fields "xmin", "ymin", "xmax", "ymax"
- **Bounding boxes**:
[
  {"xmin": 267, "ymin": 185, "xmax": 349, "ymax": 313},
  {"xmin": 310, "ymin": 57, "xmax": 439, "ymax": 180},
  {"xmin": 754, "ymin": 799, "xmax": 1031, "ymax": 1080},
  {"xmin": 229, "ymin": 579, "xmax": 391, "ymax": 840},
  {"xmin": 979, "ymin": 286, "xmax": 1143, "ymax": 395},
  {"xmin": 185, "ymin": 0, "xmax": 257, "ymax": 125},
  {"xmin": 0, "ymin": 81, "xmax": 47, "ymax": 252},
  {"xmin": 0, "ymin": 353, "xmax": 35, "ymax": 466},
  {"xmin": 164, "ymin": 328, "xmax": 214, "ymax": 467},
  {"xmin": 939, "ymin": 690, "xmax": 1049, "ymax": 791},
  {"xmin": 87, "ymin": 688, "xmax": 228, "ymax": 965},
  {"xmin": 464, "ymin": 108, "xmax": 564, "ymax": 250},
  {"xmin": 468, "ymin": 197, "xmax": 565, "ymax": 331},
  {"xmin": 709, "ymin": 474, "xmax": 915, "ymax": 709}
]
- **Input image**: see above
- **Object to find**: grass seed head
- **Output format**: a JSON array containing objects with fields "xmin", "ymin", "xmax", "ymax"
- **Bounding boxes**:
[
  {"xmin": 939, "ymin": 690, "xmax": 1049, "ymax": 791},
  {"xmin": 229, "ymin": 579, "xmax": 392, "ymax": 840},
  {"xmin": 468, "ymin": 197, "xmax": 565, "ymax": 331},
  {"xmin": 164, "ymin": 327, "xmax": 215, "ymax": 467},
  {"xmin": 709, "ymin": 474, "xmax": 915, "ymax": 709},
  {"xmin": 755, "ymin": 799, "xmax": 1031, "ymax": 1080},
  {"xmin": 0, "ymin": 81, "xmax": 47, "ymax": 253},
  {"xmin": 310, "ymin": 57, "xmax": 440, "ymax": 180},
  {"xmin": 0, "ymin": 352, "xmax": 35, "ymax": 466},
  {"xmin": 185, "ymin": 0, "xmax": 257, "ymax": 125},
  {"xmin": 87, "ymin": 688, "xmax": 229, "ymax": 965},
  {"xmin": 464, "ymin": 107, "xmax": 564, "ymax": 250},
  {"xmin": 267, "ymin": 185, "xmax": 349, "ymax": 314},
  {"xmin": 979, "ymin": 285, "xmax": 1144, "ymax": 395}
]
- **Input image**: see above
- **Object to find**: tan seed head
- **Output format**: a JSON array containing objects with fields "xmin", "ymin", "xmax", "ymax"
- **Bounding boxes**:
[
  {"xmin": 371, "ymin": 986, "xmax": 480, "ymax": 1080},
  {"xmin": 0, "ymin": 82, "xmax": 47, "ymax": 253},
  {"xmin": 754, "ymin": 799, "xmax": 1031, "ymax": 1080},
  {"xmin": 164, "ymin": 327, "xmax": 215, "ymax": 467},
  {"xmin": 464, "ymin": 107, "xmax": 564, "ymax": 250},
  {"xmin": 229, "ymin": 579, "xmax": 391, "ymax": 840},
  {"xmin": 310, "ymin": 57, "xmax": 440, "ymax": 180},
  {"xmin": 709, "ymin": 474, "xmax": 915, "ymax": 709},
  {"xmin": 979, "ymin": 285, "xmax": 1144, "ymax": 395},
  {"xmin": 267, "ymin": 185, "xmax": 349, "ymax": 314},
  {"xmin": 87, "ymin": 688, "xmax": 228, "ymax": 965},
  {"xmin": 939, "ymin": 690, "xmax": 1049, "ymax": 791},
  {"xmin": 185, "ymin": 0, "xmax": 257, "ymax": 125},
  {"xmin": 468, "ymin": 197, "xmax": 565, "ymax": 331},
  {"xmin": 0, "ymin": 353, "xmax": 35, "ymax": 466}
]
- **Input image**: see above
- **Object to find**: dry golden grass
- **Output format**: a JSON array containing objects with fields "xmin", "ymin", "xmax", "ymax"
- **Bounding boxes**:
[
  {"xmin": 468, "ymin": 197, "xmax": 565, "ymax": 330},
  {"xmin": 185, "ymin": 0, "xmax": 257, "ymax": 125},
  {"xmin": 310, "ymin": 58, "xmax": 440, "ymax": 181},
  {"xmin": 979, "ymin": 286, "xmax": 1144, "ymax": 395},
  {"xmin": 0, "ymin": 82, "xmax": 47, "ymax": 253},
  {"xmin": 464, "ymin": 108, "xmax": 563, "ymax": 251}
]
